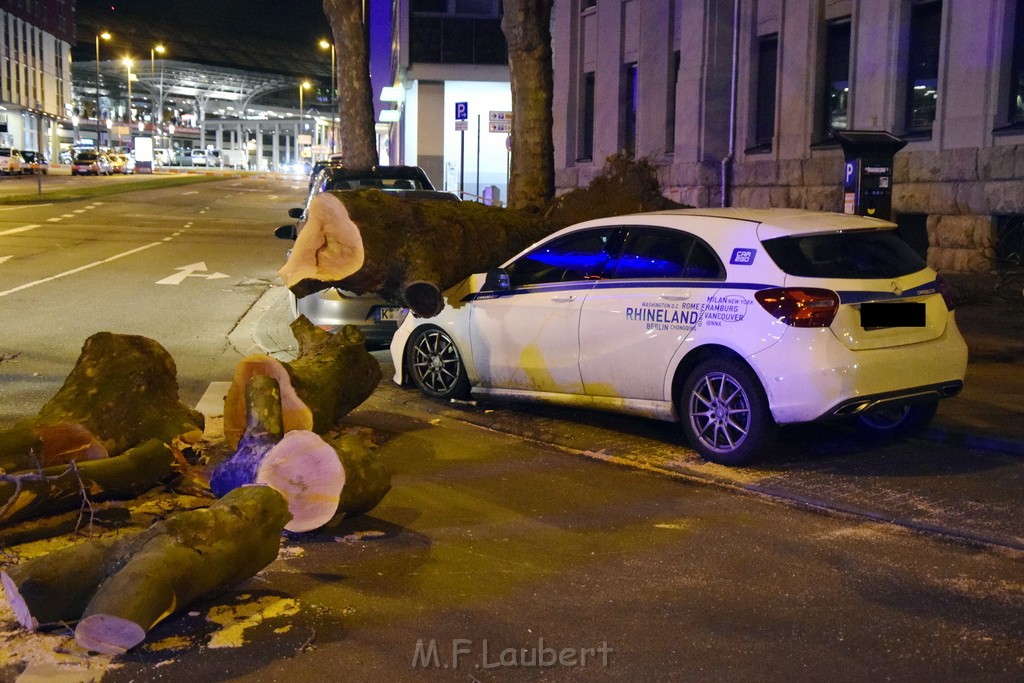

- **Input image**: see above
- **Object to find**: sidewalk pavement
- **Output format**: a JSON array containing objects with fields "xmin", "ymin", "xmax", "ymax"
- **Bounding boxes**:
[{"xmin": 927, "ymin": 296, "xmax": 1024, "ymax": 456}]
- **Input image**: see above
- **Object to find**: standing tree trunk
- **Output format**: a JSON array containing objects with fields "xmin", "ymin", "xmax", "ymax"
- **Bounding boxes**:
[
  {"xmin": 502, "ymin": 0, "xmax": 555, "ymax": 212},
  {"xmin": 323, "ymin": 0, "xmax": 379, "ymax": 170}
]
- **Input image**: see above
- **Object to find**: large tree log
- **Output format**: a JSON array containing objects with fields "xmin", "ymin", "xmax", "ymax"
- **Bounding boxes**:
[
  {"xmin": 73, "ymin": 485, "xmax": 291, "ymax": 655},
  {"xmin": 24, "ymin": 333, "xmax": 203, "ymax": 456},
  {"xmin": 0, "ymin": 439, "xmax": 176, "ymax": 527},
  {"xmin": 254, "ymin": 430, "xmax": 346, "ymax": 533},
  {"xmin": 223, "ymin": 319, "xmax": 380, "ymax": 448},
  {"xmin": 279, "ymin": 154, "xmax": 686, "ymax": 317},
  {"xmin": 287, "ymin": 316, "xmax": 382, "ymax": 433},
  {"xmin": 1, "ymin": 486, "xmax": 290, "ymax": 652},
  {"xmin": 0, "ymin": 506, "xmax": 129, "ymax": 547},
  {"xmin": 0, "ymin": 422, "xmax": 107, "ymax": 474}
]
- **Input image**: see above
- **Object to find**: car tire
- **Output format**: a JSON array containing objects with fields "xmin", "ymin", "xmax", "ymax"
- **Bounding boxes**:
[
  {"xmin": 679, "ymin": 356, "xmax": 776, "ymax": 466},
  {"xmin": 407, "ymin": 326, "xmax": 470, "ymax": 401},
  {"xmin": 854, "ymin": 400, "xmax": 938, "ymax": 440}
]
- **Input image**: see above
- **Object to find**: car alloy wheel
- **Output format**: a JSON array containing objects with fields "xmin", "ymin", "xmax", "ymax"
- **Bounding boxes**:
[
  {"xmin": 681, "ymin": 357, "xmax": 775, "ymax": 466},
  {"xmin": 408, "ymin": 326, "xmax": 469, "ymax": 400}
]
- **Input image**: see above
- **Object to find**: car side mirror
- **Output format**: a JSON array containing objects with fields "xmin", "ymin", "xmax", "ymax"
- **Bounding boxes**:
[
  {"xmin": 275, "ymin": 224, "xmax": 297, "ymax": 240},
  {"xmin": 483, "ymin": 268, "xmax": 510, "ymax": 291},
  {"xmin": 287, "ymin": 207, "xmax": 304, "ymax": 219}
]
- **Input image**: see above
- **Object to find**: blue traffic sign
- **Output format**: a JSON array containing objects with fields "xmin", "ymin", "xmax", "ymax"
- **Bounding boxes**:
[{"xmin": 455, "ymin": 102, "xmax": 468, "ymax": 120}]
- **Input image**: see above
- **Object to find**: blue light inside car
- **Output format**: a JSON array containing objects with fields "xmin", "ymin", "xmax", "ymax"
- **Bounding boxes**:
[{"xmin": 528, "ymin": 251, "xmax": 607, "ymax": 270}]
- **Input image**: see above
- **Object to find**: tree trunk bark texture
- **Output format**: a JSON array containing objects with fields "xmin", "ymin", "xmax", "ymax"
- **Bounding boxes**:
[
  {"xmin": 27, "ymin": 333, "xmax": 204, "ymax": 457},
  {"xmin": 502, "ymin": 0, "xmax": 555, "ymax": 212},
  {"xmin": 0, "ymin": 422, "xmax": 107, "ymax": 474},
  {"xmin": 1, "ymin": 485, "xmax": 291, "ymax": 655},
  {"xmin": 323, "ymin": 0, "xmax": 378, "ymax": 170}
]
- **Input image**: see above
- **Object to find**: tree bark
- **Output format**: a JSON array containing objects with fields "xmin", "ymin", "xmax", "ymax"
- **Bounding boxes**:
[
  {"xmin": 331, "ymin": 431, "xmax": 391, "ymax": 517},
  {"xmin": 502, "ymin": 0, "xmax": 555, "ymax": 211},
  {"xmin": 323, "ymin": 0, "xmax": 378, "ymax": 170},
  {"xmin": 0, "ymin": 506, "xmax": 129, "ymax": 548},
  {"xmin": 70, "ymin": 485, "xmax": 291, "ymax": 654},
  {"xmin": 0, "ymin": 439, "xmax": 176, "ymax": 527},
  {"xmin": 30, "ymin": 333, "xmax": 204, "ymax": 456},
  {"xmin": 0, "ymin": 422, "xmax": 107, "ymax": 474},
  {"xmin": 223, "ymin": 355, "xmax": 313, "ymax": 451}
]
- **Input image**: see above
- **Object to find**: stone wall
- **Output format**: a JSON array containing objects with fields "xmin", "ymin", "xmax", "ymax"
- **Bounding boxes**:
[{"xmin": 598, "ymin": 144, "xmax": 1024, "ymax": 274}]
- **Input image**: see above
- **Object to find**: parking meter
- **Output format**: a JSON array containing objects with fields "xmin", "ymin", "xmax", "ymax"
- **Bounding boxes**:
[{"xmin": 833, "ymin": 130, "xmax": 907, "ymax": 221}]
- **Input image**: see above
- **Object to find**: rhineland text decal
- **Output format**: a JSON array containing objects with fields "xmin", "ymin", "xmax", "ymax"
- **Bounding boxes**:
[
  {"xmin": 729, "ymin": 248, "xmax": 757, "ymax": 265},
  {"xmin": 625, "ymin": 295, "xmax": 751, "ymax": 331}
]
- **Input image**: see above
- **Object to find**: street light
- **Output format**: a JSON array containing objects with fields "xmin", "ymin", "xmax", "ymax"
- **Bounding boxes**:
[
  {"xmin": 123, "ymin": 57, "xmax": 134, "ymax": 126},
  {"xmin": 319, "ymin": 39, "xmax": 336, "ymax": 154},
  {"xmin": 150, "ymin": 44, "xmax": 165, "ymax": 73},
  {"xmin": 299, "ymin": 80, "xmax": 311, "ymax": 164},
  {"xmin": 95, "ymin": 31, "xmax": 111, "ymax": 145}
]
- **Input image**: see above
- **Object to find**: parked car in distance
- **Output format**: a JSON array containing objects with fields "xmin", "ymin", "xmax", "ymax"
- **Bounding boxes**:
[
  {"xmin": 109, "ymin": 154, "xmax": 135, "ymax": 174},
  {"xmin": 390, "ymin": 208, "xmax": 969, "ymax": 466},
  {"xmin": 190, "ymin": 148, "xmax": 208, "ymax": 166},
  {"xmin": 276, "ymin": 165, "xmax": 457, "ymax": 348},
  {"xmin": 0, "ymin": 147, "xmax": 24, "ymax": 175},
  {"xmin": 71, "ymin": 151, "xmax": 114, "ymax": 176},
  {"xmin": 19, "ymin": 151, "xmax": 49, "ymax": 174}
]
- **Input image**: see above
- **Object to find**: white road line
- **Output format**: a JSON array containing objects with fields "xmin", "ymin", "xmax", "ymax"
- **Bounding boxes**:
[
  {"xmin": 0, "ymin": 204, "xmax": 52, "ymax": 212},
  {"xmin": 0, "ymin": 256, "xmax": 12, "ymax": 265},
  {"xmin": 0, "ymin": 242, "xmax": 163, "ymax": 298},
  {"xmin": 0, "ymin": 224, "xmax": 41, "ymax": 236},
  {"xmin": 183, "ymin": 191, "xmax": 199, "ymax": 195},
  {"xmin": 61, "ymin": 214, "xmax": 75, "ymax": 218},
  {"xmin": 73, "ymin": 209, "xmax": 87, "ymax": 214},
  {"xmin": 47, "ymin": 217, "xmax": 62, "ymax": 222}
]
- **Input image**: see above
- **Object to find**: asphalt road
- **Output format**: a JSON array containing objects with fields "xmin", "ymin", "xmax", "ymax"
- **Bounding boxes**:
[
  {"xmin": 1, "ymin": 180, "xmax": 1023, "ymax": 680},
  {"xmin": 0, "ymin": 174, "xmax": 300, "ymax": 423}
]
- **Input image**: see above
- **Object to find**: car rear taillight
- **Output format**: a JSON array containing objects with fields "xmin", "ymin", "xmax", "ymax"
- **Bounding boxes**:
[
  {"xmin": 935, "ymin": 274, "xmax": 958, "ymax": 311},
  {"xmin": 755, "ymin": 287, "xmax": 840, "ymax": 327}
]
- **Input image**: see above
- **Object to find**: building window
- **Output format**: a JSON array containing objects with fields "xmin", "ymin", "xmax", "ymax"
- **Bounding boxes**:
[
  {"xmin": 754, "ymin": 34, "xmax": 778, "ymax": 149},
  {"xmin": 579, "ymin": 71, "xmax": 595, "ymax": 160},
  {"xmin": 1010, "ymin": 0, "xmax": 1024, "ymax": 123},
  {"xmin": 822, "ymin": 18, "xmax": 851, "ymax": 136},
  {"xmin": 666, "ymin": 50, "xmax": 680, "ymax": 153},
  {"xmin": 905, "ymin": 1, "xmax": 942, "ymax": 133},
  {"xmin": 621, "ymin": 63, "xmax": 638, "ymax": 156}
]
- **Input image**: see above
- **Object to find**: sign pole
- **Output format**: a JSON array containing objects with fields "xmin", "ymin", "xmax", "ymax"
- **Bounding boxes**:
[
  {"xmin": 476, "ymin": 114, "xmax": 481, "ymax": 198},
  {"xmin": 459, "ymin": 130, "xmax": 465, "ymax": 200}
]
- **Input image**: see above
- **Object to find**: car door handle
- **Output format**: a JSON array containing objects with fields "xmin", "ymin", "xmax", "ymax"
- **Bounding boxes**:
[
  {"xmin": 551, "ymin": 295, "xmax": 577, "ymax": 303},
  {"xmin": 661, "ymin": 293, "xmax": 691, "ymax": 301}
]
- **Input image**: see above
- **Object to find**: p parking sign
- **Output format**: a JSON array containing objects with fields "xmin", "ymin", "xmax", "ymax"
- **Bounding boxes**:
[{"xmin": 455, "ymin": 102, "xmax": 468, "ymax": 120}]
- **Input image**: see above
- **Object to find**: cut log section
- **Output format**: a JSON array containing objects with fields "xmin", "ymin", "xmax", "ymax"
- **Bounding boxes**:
[
  {"xmin": 30, "ymin": 332, "xmax": 204, "ymax": 456},
  {"xmin": 222, "ymin": 354, "xmax": 313, "ymax": 450},
  {"xmin": 0, "ymin": 422, "xmax": 107, "ymax": 474},
  {"xmin": 73, "ymin": 485, "xmax": 290, "ymax": 655},
  {"xmin": 331, "ymin": 431, "xmax": 391, "ymax": 517},
  {"xmin": 0, "ymin": 439, "xmax": 176, "ymax": 527},
  {"xmin": 255, "ymin": 430, "xmax": 346, "ymax": 533}
]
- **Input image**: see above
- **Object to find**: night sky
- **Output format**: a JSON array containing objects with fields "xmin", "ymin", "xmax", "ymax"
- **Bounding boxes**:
[{"xmin": 75, "ymin": 0, "xmax": 329, "ymax": 43}]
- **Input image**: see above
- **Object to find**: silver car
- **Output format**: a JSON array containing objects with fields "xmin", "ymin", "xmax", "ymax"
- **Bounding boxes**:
[{"xmin": 276, "ymin": 165, "xmax": 458, "ymax": 348}]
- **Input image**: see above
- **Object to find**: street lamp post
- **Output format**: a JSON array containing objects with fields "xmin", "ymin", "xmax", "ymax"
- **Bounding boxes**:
[
  {"xmin": 299, "ymin": 80, "xmax": 311, "ymax": 165},
  {"xmin": 95, "ymin": 31, "xmax": 111, "ymax": 146},
  {"xmin": 150, "ymin": 44, "xmax": 165, "ymax": 73},
  {"xmin": 151, "ymin": 44, "xmax": 167, "ymax": 127},
  {"xmin": 123, "ymin": 57, "xmax": 134, "ymax": 126},
  {"xmin": 319, "ymin": 39, "xmax": 336, "ymax": 155}
]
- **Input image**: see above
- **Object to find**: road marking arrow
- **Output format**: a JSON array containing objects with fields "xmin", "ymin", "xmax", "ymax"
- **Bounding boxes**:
[
  {"xmin": 156, "ymin": 261, "xmax": 231, "ymax": 286},
  {"xmin": 0, "ymin": 256, "xmax": 12, "ymax": 265}
]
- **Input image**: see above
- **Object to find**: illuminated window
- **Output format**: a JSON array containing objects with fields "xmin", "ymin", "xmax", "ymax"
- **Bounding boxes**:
[
  {"xmin": 822, "ymin": 18, "xmax": 851, "ymax": 136},
  {"xmin": 905, "ymin": 1, "xmax": 942, "ymax": 133}
]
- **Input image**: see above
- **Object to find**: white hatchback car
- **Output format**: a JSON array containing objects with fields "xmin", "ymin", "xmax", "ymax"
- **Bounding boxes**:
[{"xmin": 390, "ymin": 208, "xmax": 968, "ymax": 465}]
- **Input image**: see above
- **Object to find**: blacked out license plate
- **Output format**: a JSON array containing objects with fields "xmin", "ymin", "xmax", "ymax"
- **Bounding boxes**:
[{"xmin": 860, "ymin": 302, "xmax": 926, "ymax": 328}]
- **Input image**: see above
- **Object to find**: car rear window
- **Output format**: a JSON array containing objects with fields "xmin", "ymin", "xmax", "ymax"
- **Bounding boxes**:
[
  {"xmin": 761, "ymin": 229, "xmax": 926, "ymax": 279},
  {"xmin": 76, "ymin": 152, "xmax": 98, "ymax": 161}
]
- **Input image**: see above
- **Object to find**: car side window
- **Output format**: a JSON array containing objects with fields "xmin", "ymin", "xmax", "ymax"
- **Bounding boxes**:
[
  {"xmin": 608, "ymin": 227, "xmax": 724, "ymax": 280},
  {"xmin": 506, "ymin": 228, "xmax": 617, "ymax": 288}
]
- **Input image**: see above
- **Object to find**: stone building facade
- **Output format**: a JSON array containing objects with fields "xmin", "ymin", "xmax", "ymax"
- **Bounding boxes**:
[{"xmin": 551, "ymin": 0, "xmax": 1024, "ymax": 273}]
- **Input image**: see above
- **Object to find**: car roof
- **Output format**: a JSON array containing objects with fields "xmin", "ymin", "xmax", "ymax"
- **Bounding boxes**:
[{"xmin": 580, "ymin": 207, "xmax": 896, "ymax": 239}]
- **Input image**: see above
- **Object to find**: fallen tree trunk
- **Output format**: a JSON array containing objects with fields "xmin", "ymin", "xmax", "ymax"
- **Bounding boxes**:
[
  {"xmin": 330, "ymin": 431, "xmax": 391, "ymax": 517},
  {"xmin": 254, "ymin": 430, "xmax": 346, "ymax": 533},
  {"xmin": 0, "ymin": 422, "xmax": 107, "ymax": 474},
  {"xmin": 223, "ymin": 318, "xmax": 380, "ymax": 449},
  {"xmin": 73, "ymin": 485, "xmax": 291, "ymax": 654},
  {"xmin": 27, "ymin": 333, "xmax": 204, "ymax": 456},
  {"xmin": 279, "ymin": 154, "xmax": 686, "ymax": 317},
  {"xmin": 0, "ymin": 439, "xmax": 176, "ymax": 527},
  {"xmin": 211, "ymin": 375, "xmax": 284, "ymax": 496},
  {"xmin": 2, "ymin": 486, "xmax": 290, "ymax": 653}
]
